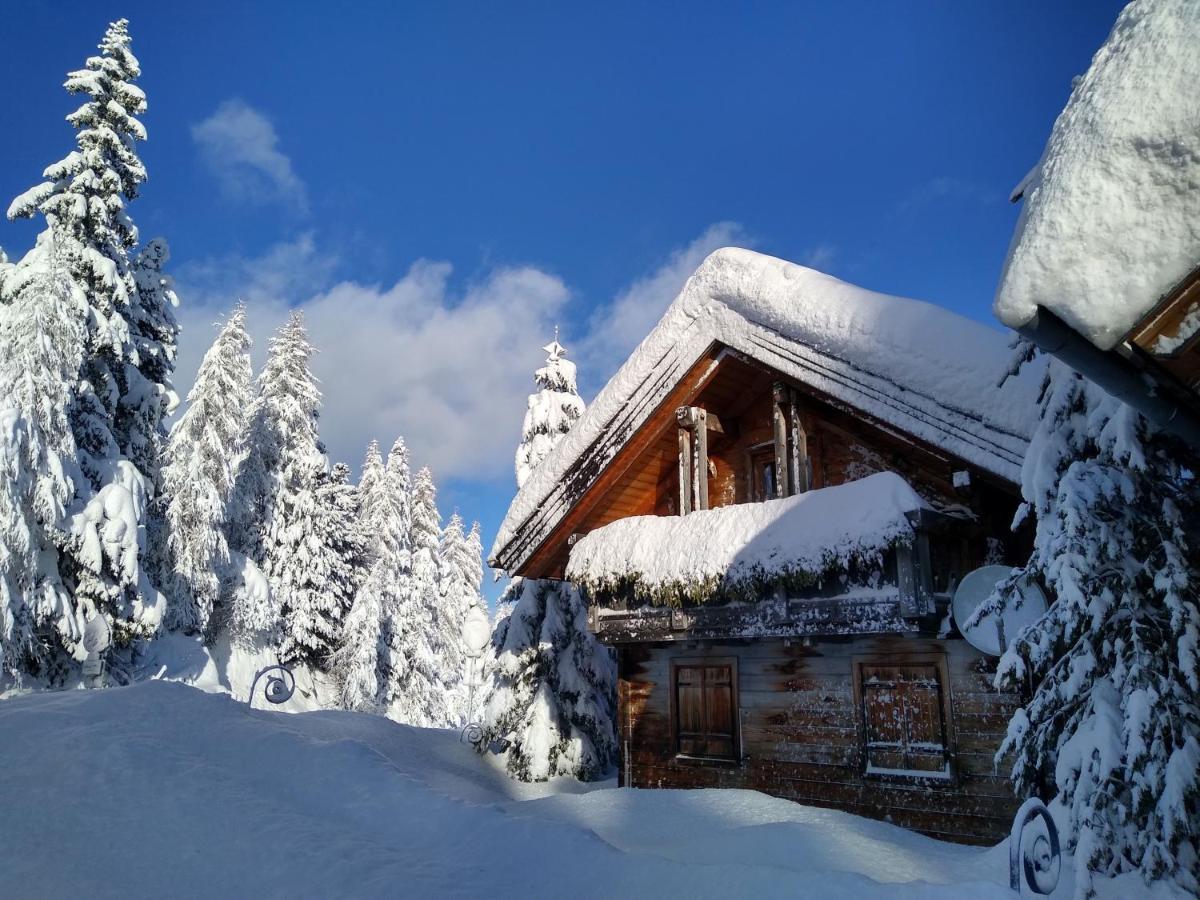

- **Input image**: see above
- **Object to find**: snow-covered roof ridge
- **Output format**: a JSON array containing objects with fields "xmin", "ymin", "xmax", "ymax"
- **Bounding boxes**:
[
  {"xmin": 994, "ymin": 0, "xmax": 1200, "ymax": 351},
  {"xmin": 566, "ymin": 471, "xmax": 926, "ymax": 607},
  {"xmin": 491, "ymin": 246, "xmax": 1043, "ymax": 571}
]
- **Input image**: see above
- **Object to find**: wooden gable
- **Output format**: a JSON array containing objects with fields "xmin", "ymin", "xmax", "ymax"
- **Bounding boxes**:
[{"xmin": 518, "ymin": 345, "xmax": 1027, "ymax": 583}]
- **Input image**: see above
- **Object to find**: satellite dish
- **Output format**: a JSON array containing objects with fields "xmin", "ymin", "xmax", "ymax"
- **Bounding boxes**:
[
  {"xmin": 953, "ymin": 565, "xmax": 1048, "ymax": 656},
  {"xmin": 81, "ymin": 615, "xmax": 112, "ymax": 656},
  {"xmin": 462, "ymin": 606, "xmax": 492, "ymax": 658}
]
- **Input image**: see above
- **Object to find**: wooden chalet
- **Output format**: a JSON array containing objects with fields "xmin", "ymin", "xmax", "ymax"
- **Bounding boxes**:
[{"xmin": 491, "ymin": 248, "xmax": 1045, "ymax": 844}]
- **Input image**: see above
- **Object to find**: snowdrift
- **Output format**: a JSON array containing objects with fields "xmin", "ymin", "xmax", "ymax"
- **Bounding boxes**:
[{"xmin": 0, "ymin": 682, "xmax": 1178, "ymax": 898}]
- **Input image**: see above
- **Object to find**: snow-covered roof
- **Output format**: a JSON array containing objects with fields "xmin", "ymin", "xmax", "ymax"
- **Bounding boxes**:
[
  {"xmin": 994, "ymin": 0, "xmax": 1200, "ymax": 351},
  {"xmin": 491, "ymin": 247, "xmax": 1043, "ymax": 573},
  {"xmin": 566, "ymin": 472, "xmax": 926, "ymax": 606}
]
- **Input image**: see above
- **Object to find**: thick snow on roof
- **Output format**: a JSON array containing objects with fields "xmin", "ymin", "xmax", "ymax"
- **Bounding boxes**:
[
  {"xmin": 491, "ymin": 247, "xmax": 1041, "ymax": 571},
  {"xmin": 994, "ymin": 0, "xmax": 1200, "ymax": 351},
  {"xmin": 565, "ymin": 472, "xmax": 926, "ymax": 603}
]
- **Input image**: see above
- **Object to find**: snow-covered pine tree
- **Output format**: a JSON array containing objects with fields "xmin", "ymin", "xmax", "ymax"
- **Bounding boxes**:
[
  {"xmin": 514, "ymin": 331, "xmax": 585, "ymax": 488},
  {"xmin": 124, "ymin": 237, "xmax": 179, "ymax": 482},
  {"xmin": 388, "ymin": 465, "xmax": 446, "ymax": 726},
  {"xmin": 0, "ymin": 242, "xmax": 84, "ymax": 678},
  {"xmin": 229, "ymin": 311, "xmax": 323, "ymax": 646},
  {"xmin": 434, "ymin": 513, "xmax": 475, "ymax": 724},
  {"xmin": 280, "ymin": 463, "xmax": 367, "ymax": 667},
  {"xmin": 481, "ymin": 339, "xmax": 615, "ymax": 779},
  {"xmin": 483, "ymin": 577, "xmax": 616, "ymax": 780},
  {"xmin": 988, "ymin": 354, "xmax": 1200, "ymax": 897},
  {"xmin": 333, "ymin": 437, "xmax": 413, "ymax": 711},
  {"xmin": 5, "ymin": 19, "xmax": 170, "ymax": 648},
  {"xmin": 159, "ymin": 305, "xmax": 252, "ymax": 635}
]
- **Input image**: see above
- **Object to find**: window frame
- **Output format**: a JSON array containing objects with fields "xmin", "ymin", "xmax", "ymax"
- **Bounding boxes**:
[
  {"xmin": 850, "ymin": 653, "xmax": 956, "ymax": 784},
  {"xmin": 669, "ymin": 656, "xmax": 741, "ymax": 765}
]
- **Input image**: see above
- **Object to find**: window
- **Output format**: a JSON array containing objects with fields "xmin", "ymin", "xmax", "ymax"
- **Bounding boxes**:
[
  {"xmin": 672, "ymin": 658, "xmax": 739, "ymax": 761},
  {"xmin": 748, "ymin": 444, "xmax": 777, "ymax": 501},
  {"xmin": 855, "ymin": 660, "xmax": 951, "ymax": 779}
]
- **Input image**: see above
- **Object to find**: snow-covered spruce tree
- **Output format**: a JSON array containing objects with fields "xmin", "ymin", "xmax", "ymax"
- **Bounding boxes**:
[
  {"xmin": 387, "ymin": 465, "xmax": 445, "ymax": 726},
  {"xmin": 124, "ymin": 237, "xmax": 179, "ymax": 482},
  {"xmin": 229, "ymin": 311, "xmax": 323, "ymax": 646},
  {"xmin": 988, "ymin": 356, "xmax": 1200, "ymax": 896},
  {"xmin": 0, "ymin": 244, "xmax": 85, "ymax": 677},
  {"xmin": 333, "ymin": 437, "xmax": 411, "ymax": 710},
  {"xmin": 6, "ymin": 20, "xmax": 170, "ymax": 650},
  {"xmin": 483, "ymin": 577, "xmax": 616, "ymax": 780},
  {"xmin": 514, "ymin": 332, "xmax": 585, "ymax": 488},
  {"xmin": 158, "ymin": 305, "xmax": 252, "ymax": 635},
  {"xmin": 439, "ymin": 513, "xmax": 485, "ymax": 723},
  {"xmin": 481, "ymin": 340, "xmax": 615, "ymax": 780},
  {"xmin": 280, "ymin": 462, "xmax": 368, "ymax": 667}
]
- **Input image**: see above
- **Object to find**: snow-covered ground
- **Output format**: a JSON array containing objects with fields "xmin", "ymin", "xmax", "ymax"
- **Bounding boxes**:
[{"xmin": 0, "ymin": 681, "xmax": 1177, "ymax": 899}]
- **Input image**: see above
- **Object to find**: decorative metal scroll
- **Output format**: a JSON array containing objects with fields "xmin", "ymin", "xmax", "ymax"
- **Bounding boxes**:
[
  {"xmin": 460, "ymin": 723, "xmax": 485, "ymax": 748},
  {"xmin": 1009, "ymin": 797, "xmax": 1061, "ymax": 895},
  {"xmin": 249, "ymin": 665, "xmax": 296, "ymax": 707}
]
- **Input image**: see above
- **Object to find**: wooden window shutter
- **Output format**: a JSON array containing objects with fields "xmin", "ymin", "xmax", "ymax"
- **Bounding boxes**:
[
  {"xmin": 673, "ymin": 660, "xmax": 738, "ymax": 760},
  {"xmin": 859, "ymin": 661, "xmax": 949, "ymax": 777}
]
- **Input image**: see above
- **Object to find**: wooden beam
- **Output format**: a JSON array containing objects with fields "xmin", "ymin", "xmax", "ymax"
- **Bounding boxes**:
[
  {"xmin": 695, "ymin": 407, "xmax": 709, "ymax": 511},
  {"xmin": 772, "ymin": 383, "xmax": 790, "ymax": 498},
  {"xmin": 678, "ymin": 423, "xmax": 693, "ymax": 515},
  {"xmin": 790, "ymin": 393, "xmax": 810, "ymax": 493}
]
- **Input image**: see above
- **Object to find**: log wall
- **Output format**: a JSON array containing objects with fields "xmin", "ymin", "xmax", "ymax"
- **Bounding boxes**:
[{"xmin": 616, "ymin": 633, "xmax": 1022, "ymax": 845}]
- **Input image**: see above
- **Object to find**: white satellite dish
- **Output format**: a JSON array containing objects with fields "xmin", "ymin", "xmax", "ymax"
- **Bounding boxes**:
[
  {"xmin": 953, "ymin": 565, "xmax": 1048, "ymax": 656},
  {"xmin": 81, "ymin": 615, "xmax": 112, "ymax": 656},
  {"xmin": 462, "ymin": 606, "xmax": 492, "ymax": 658}
]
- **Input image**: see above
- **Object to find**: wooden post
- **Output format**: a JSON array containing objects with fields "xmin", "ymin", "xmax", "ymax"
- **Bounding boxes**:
[
  {"xmin": 677, "ymin": 418, "xmax": 693, "ymax": 515},
  {"xmin": 789, "ymin": 393, "xmax": 810, "ymax": 493},
  {"xmin": 676, "ymin": 406, "xmax": 710, "ymax": 512},
  {"xmin": 694, "ymin": 407, "xmax": 709, "ymax": 511},
  {"xmin": 772, "ymin": 383, "xmax": 790, "ymax": 498}
]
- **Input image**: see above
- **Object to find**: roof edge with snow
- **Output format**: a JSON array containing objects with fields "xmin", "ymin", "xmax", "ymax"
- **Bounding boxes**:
[{"xmin": 492, "ymin": 247, "xmax": 1041, "ymax": 575}]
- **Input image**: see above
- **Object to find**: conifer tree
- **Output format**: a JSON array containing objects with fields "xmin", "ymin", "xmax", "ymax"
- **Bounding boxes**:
[
  {"xmin": 988, "ymin": 356, "xmax": 1200, "ymax": 896},
  {"xmin": 0, "ymin": 243, "xmax": 84, "ymax": 677},
  {"xmin": 515, "ymin": 332, "xmax": 585, "ymax": 488},
  {"xmin": 281, "ymin": 463, "xmax": 367, "ymax": 667},
  {"xmin": 483, "ymin": 578, "xmax": 616, "ymax": 780},
  {"xmin": 483, "ymin": 339, "xmax": 615, "ymax": 779},
  {"xmin": 230, "ymin": 311, "xmax": 323, "ymax": 645},
  {"xmin": 333, "ymin": 437, "xmax": 410, "ymax": 709},
  {"xmin": 386, "ymin": 464, "xmax": 443, "ymax": 725},
  {"xmin": 440, "ymin": 513, "xmax": 485, "ymax": 723},
  {"xmin": 159, "ymin": 305, "xmax": 252, "ymax": 635},
  {"xmin": 4, "ymin": 20, "xmax": 170, "ymax": 653}
]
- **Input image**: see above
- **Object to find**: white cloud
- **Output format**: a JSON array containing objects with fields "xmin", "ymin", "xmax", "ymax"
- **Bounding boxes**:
[
  {"xmin": 574, "ymin": 222, "xmax": 746, "ymax": 393},
  {"xmin": 172, "ymin": 222, "xmax": 757, "ymax": 486},
  {"xmin": 174, "ymin": 239, "xmax": 568, "ymax": 481},
  {"xmin": 799, "ymin": 242, "xmax": 836, "ymax": 270},
  {"xmin": 191, "ymin": 100, "xmax": 308, "ymax": 212}
]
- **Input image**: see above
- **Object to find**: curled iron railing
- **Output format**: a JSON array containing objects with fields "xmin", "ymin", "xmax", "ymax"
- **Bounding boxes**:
[
  {"xmin": 249, "ymin": 665, "xmax": 296, "ymax": 707},
  {"xmin": 460, "ymin": 723, "xmax": 485, "ymax": 748},
  {"xmin": 1009, "ymin": 797, "xmax": 1061, "ymax": 895}
]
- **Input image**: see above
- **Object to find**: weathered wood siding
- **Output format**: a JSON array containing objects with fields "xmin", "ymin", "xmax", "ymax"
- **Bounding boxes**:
[{"xmin": 617, "ymin": 634, "xmax": 1022, "ymax": 845}]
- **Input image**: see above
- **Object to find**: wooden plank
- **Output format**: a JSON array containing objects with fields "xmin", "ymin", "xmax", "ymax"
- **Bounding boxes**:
[
  {"xmin": 772, "ymin": 382, "xmax": 790, "ymax": 498},
  {"xmin": 677, "ymin": 424, "xmax": 692, "ymax": 516}
]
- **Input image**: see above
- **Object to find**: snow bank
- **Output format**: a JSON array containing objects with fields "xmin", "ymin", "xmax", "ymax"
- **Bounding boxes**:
[
  {"xmin": 994, "ymin": 0, "xmax": 1200, "ymax": 350},
  {"xmin": 0, "ymin": 682, "xmax": 1178, "ymax": 899},
  {"xmin": 493, "ymin": 247, "xmax": 1041, "ymax": 570},
  {"xmin": 566, "ymin": 472, "xmax": 926, "ymax": 606}
]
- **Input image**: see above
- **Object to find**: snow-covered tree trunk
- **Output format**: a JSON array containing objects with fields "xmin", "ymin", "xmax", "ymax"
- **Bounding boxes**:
[
  {"xmin": 515, "ymin": 334, "xmax": 585, "ymax": 488},
  {"xmin": 159, "ymin": 305, "xmax": 252, "ymax": 635},
  {"xmin": 988, "ymin": 355, "xmax": 1200, "ymax": 897},
  {"xmin": 482, "ymin": 577, "xmax": 616, "ymax": 781}
]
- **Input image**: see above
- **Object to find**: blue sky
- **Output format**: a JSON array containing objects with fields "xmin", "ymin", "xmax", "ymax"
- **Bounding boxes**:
[{"xmin": 1, "ymin": 1, "xmax": 1125, "ymax": 600}]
